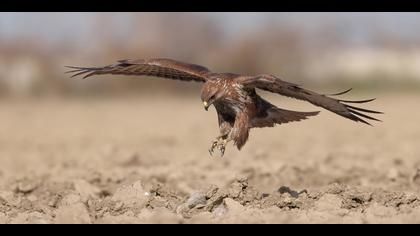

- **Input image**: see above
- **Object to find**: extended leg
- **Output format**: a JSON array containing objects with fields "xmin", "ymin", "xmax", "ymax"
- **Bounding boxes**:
[
  {"xmin": 208, "ymin": 121, "xmax": 232, "ymax": 157},
  {"xmin": 209, "ymin": 110, "xmax": 233, "ymax": 157},
  {"xmin": 208, "ymin": 133, "xmax": 229, "ymax": 156},
  {"xmin": 215, "ymin": 136, "xmax": 232, "ymax": 157}
]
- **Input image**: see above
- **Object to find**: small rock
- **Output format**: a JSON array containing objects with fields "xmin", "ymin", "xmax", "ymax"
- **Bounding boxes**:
[
  {"xmin": 275, "ymin": 193, "xmax": 303, "ymax": 209},
  {"xmin": 228, "ymin": 183, "xmax": 243, "ymax": 199},
  {"xmin": 212, "ymin": 203, "xmax": 228, "ymax": 217},
  {"xmin": 176, "ymin": 191, "xmax": 208, "ymax": 217},
  {"xmin": 227, "ymin": 177, "xmax": 248, "ymax": 199},
  {"xmin": 16, "ymin": 179, "xmax": 39, "ymax": 194},
  {"xmin": 186, "ymin": 192, "xmax": 207, "ymax": 209},
  {"xmin": 206, "ymin": 189, "xmax": 228, "ymax": 212},
  {"xmin": 204, "ymin": 185, "xmax": 219, "ymax": 199},
  {"xmin": 235, "ymin": 176, "xmax": 249, "ymax": 186},
  {"xmin": 278, "ymin": 186, "xmax": 300, "ymax": 198},
  {"xmin": 342, "ymin": 189, "xmax": 372, "ymax": 209}
]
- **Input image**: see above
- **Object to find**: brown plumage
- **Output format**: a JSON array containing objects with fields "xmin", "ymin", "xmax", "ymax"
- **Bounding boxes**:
[{"xmin": 66, "ymin": 58, "xmax": 382, "ymax": 156}]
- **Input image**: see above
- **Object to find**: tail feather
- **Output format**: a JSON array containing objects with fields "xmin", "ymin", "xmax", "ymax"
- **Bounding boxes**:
[
  {"xmin": 251, "ymin": 107, "xmax": 319, "ymax": 128},
  {"xmin": 270, "ymin": 108, "xmax": 320, "ymax": 124}
]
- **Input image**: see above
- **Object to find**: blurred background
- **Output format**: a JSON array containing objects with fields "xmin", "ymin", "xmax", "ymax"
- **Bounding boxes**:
[{"xmin": 1, "ymin": 12, "xmax": 420, "ymax": 98}]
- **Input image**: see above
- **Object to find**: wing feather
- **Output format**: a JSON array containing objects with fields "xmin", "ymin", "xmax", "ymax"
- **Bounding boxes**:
[
  {"xmin": 239, "ymin": 74, "xmax": 383, "ymax": 125},
  {"xmin": 65, "ymin": 58, "xmax": 212, "ymax": 82}
]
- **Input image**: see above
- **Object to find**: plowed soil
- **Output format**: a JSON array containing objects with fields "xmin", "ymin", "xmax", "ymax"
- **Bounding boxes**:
[{"xmin": 1, "ymin": 93, "xmax": 419, "ymax": 223}]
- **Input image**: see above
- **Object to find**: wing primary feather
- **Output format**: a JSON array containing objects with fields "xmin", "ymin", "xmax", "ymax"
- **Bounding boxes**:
[
  {"xmin": 65, "ymin": 66, "xmax": 85, "ymax": 70},
  {"xmin": 82, "ymin": 71, "xmax": 99, "ymax": 79},
  {"xmin": 353, "ymin": 115, "xmax": 373, "ymax": 126},
  {"xmin": 65, "ymin": 58, "xmax": 210, "ymax": 82},
  {"xmin": 65, "ymin": 69, "xmax": 84, "ymax": 74},
  {"xmin": 325, "ymin": 88, "xmax": 353, "ymax": 96},
  {"xmin": 65, "ymin": 66, "xmax": 99, "ymax": 74},
  {"xmin": 65, "ymin": 66, "xmax": 98, "ymax": 71},
  {"xmin": 347, "ymin": 108, "xmax": 382, "ymax": 122},
  {"xmin": 241, "ymin": 74, "xmax": 382, "ymax": 126},
  {"xmin": 339, "ymin": 98, "xmax": 376, "ymax": 104},
  {"xmin": 70, "ymin": 70, "xmax": 92, "ymax": 78},
  {"xmin": 345, "ymin": 104, "xmax": 383, "ymax": 114},
  {"xmin": 345, "ymin": 113, "xmax": 372, "ymax": 126}
]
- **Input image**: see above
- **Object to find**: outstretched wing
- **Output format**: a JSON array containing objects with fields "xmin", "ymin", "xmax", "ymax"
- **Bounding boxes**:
[
  {"xmin": 239, "ymin": 74, "xmax": 383, "ymax": 125},
  {"xmin": 65, "ymin": 58, "xmax": 212, "ymax": 82}
]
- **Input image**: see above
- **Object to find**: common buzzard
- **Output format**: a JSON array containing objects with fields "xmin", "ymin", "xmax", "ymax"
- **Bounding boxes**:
[{"xmin": 66, "ymin": 58, "xmax": 382, "ymax": 156}]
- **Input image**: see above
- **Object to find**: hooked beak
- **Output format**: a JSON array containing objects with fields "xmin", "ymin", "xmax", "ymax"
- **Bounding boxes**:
[{"xmin": 203, "ymin": 101, "xmax": 210, "ymax": 111}]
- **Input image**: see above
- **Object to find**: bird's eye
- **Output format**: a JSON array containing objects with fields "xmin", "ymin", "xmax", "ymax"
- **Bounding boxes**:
[{"xmin": 210, "ymin": 94, "xmax": 216, "ymax": 100}]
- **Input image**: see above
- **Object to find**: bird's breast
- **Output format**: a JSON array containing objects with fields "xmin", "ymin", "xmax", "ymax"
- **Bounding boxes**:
[
  {"xmin": 215, "ymin": 100, "xmax": 240, "ymax": 116},
  {"xmin": 216, "ymin": 96, "xmax": 252, "ymax": 116},
  {"xmin": 214, "ymin": 82, "xmax": 255, "ymax": 116}
]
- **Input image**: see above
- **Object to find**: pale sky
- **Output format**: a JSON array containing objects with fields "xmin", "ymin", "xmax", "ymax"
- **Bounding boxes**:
[{"xmin": 1, "ymin": 12, "xmax": 420, "ymax": 48}]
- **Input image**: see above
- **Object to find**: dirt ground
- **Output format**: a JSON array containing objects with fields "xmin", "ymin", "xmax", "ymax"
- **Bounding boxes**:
[{"xmin": 1, "ymin": 92, "xmax": 420, "ymax": 224}]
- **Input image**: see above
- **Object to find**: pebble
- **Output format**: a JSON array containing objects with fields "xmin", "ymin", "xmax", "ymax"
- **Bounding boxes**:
[{"xmin": 186, "ymin": 192, "xmax": 207, "ymax": 209}]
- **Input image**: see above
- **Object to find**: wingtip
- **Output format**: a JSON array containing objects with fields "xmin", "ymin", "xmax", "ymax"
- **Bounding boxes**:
[
  {"xmin": 64, "ymin": 65, "xmax": 85, "ymax": 70},
  {"xmin": 345, "ymin": 104, "xmax": 383, "ymax": 114},
  {"xmin": 64, "ymin": 66, "xmax": 84, "ymax": 76},
  {"xmin": 355, "ymin": 117, "xmax": 372, "ymax": 126},
  {"xmin": 364, "ymin": 121, "xmax": 373, "ymax": 126},
  {"xmin": 64, "ymin": 65, "xmax": 100, "ymax": 79}
]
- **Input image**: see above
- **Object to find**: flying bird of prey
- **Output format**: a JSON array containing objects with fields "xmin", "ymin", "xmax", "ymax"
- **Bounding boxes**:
[{"xmin": 66, "ymin": 58, "xmax": 382, "ymax": 156}]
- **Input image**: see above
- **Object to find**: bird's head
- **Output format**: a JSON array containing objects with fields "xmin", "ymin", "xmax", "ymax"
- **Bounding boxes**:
[{"xmin": 201, "ymin": 81, "xmax": 224, "ymax": 111}]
